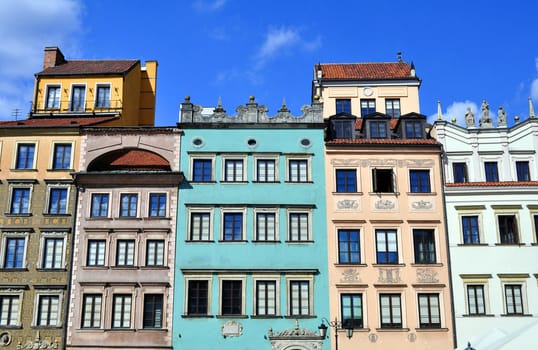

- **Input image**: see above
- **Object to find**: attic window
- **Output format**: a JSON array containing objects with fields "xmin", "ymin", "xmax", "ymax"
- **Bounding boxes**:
[
  {"xmin": 333, "ymin": 120, "xmax": 353, "ymax": 139},
  {"xmin": 405, "ymin": 121, "xmax": 423, "ymax": 139},
  {"xmin": 369, "ymin": 120, "xmax": 388, "ymax": 139}
]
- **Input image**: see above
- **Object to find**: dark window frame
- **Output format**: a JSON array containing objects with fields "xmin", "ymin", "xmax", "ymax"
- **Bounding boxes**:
[
  {"xmin": 418, "ymin": 293, "xmax": 441, "ymax": 328},
  {"xmin": 221, "ymin": 280, "xmax": 242, "ymax": 316},
  {"xmin": 192, "ymin": 159, "xmax": 213, "ymax": 182},
  {"xmin": 338, "ymin": 229, "xmax": 360, "ymax": 264},
  {"xmin": 222, "ymin": 212, "xmax": 243, "ymax": 241},
  {"xmin": 187, "ymin": 280, "xmax": 208, "ymax": 316},
  {"xmin": 461, "ymin": 215, "xmax": 480, "ymax": 244},
  {"xmin": 484, "ymin": 162, "xmax": 499, "ymax": 182},
  {"xmin": 379, "ymin": 294, "xmax": 402, "ymax": 328},
  {"xmin": 467, "ymin": 285, "xmax": 486, "ymax": 315},
  {"xmin": 336, "ymin": 99, "xmax": 351, "ymax": 114},
  {"xmin": 516, "ymin": 161, "xmax": 530, "ymax": 181},
  {"xmin": 453, "ymin": 163, "xmax": 468, "ymax": 183},
  {"xmin": 413, "ymin": 229, "xmax": 436, "ymax": 264},
  {"xmin": 336, "ymin": 169, "xmax": 357, "ymax": 193},
  {"xmin": 409, "ymin": 170, "xmax": 431, "ymax": 193},
  {"xmin": 52, "ymin": 143, "xmax": 72, "ymax": 169},
  {"xmin": 372, "ymin": 168, "xmax": 394, "ymax": 193},
  {"xmin": 143, "ymin": 294, "xmax": 163, "ymax": 329},
  {"xmin": 375, "ymin": 229, "xmax": 398, "ymax": 264}
]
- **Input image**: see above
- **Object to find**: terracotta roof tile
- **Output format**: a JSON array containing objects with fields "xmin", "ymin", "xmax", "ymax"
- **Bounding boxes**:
[
  {"xmin": 109, "ymin": 149, "xmax": 170, "ymax": 169},
  {"xmin": 0, "ymin": 116, "xmax": 117, "ymax": 127},
  {"xmin": 320, "ymin": 62, "xmax": 414, "ymax": 80},
  {"xmin": 354, "ymin": 118, "xmax": 399, "ymax": 129},
  {"xmin": 37, "ymin": 60, "xmax": 138, "ymax": 76},
  {"xmin": 326, "ymin": 138, "xmax": 438, "ymax": 145},
  {"xmin": 446, "ymin": 181, "xmax": 538, "ymax": 187}
]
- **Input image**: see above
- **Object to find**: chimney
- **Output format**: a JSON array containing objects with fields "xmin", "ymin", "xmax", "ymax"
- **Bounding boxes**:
[{"xmin": 43, "ymin": 47, "xmax": 66, "ymax": 69}]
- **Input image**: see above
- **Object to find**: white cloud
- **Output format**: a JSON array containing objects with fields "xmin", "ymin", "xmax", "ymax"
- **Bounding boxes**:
[
  {"xmin": 0, "ymin": 0, "xmax": 82, "ymax": 119},
  {"xmin": 192, "ymin": 0, "xmax": 226, "ymax": 12}
]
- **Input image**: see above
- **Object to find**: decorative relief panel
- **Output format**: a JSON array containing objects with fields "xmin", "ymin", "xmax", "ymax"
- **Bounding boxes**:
[
  {"xmin": 341, "ymin": 269, "xmax": 361, "ymax": 283},
  {"xmin": 222, "ymin": 320, "xmax": 243, "ymax": 338},
  {"xmin": 411, "ymin": 200, "xmax": 433, "ymax": 210},
  {"xmin": 416, "ymin": 269, "xmax": 439, "ymax": 283},
  {"xmin": 374, "ymin": 199, "xmax": 395, "ymax": 210},
  {"xmin": 268, "ymin": 321, "xmax": 323, "ymax": 350},
  {"xmin": 331, "ymin": 158, "xmax": 435, "ymax": 168},
  {"xmin": 336, "ymin": 199, "xmax": 359, "ymax": 211},
  {"xmin": 377, "ymin": 268, "xmax": 402, "ymax": 283}
]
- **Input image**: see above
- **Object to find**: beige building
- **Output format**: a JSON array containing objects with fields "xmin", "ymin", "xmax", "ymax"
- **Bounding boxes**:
[
  {"xmin": 319, "ymin": 61, "xmax": 454, "ymax": 350},
  {"xmin": 66, "ymin": 127, "xmax": 182, "ymax": 350}
]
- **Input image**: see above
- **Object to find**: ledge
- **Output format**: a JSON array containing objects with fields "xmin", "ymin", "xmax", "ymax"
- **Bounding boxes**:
[
  {"xmin": 375, "ymin": 327, "xmax": 409, "ymax": 332},
  {"xmin": 250, "ymin": 315, "xmax": 283, "ymax": 319},
  {"xmin": 462, "ymin": 314, "xmax": 495, "ymax": 317},
  {"xmin": 415, "ymin": 327, "xmax": 449, "ymax": 332},
  {"xmin": 216, "ymin": 315, "xmax": 248, "ymax": 319},
  {"xmin": 500, "ymin": 313, "xmax": 533, "ymax": 317},
  {"xmin": 181, "ymin": 315, "xmax": 215, "ymax": 318}
]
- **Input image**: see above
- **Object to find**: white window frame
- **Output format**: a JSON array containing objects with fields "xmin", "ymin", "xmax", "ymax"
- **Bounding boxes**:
[
  {"xmin": 0, "ymin": 289, "xmax": 23, "ymax": 326},
  {"xmin": 187, "ymin": 207, "xmax": 213, "ymax": 241},
  {"xmin": 221, "ymin": 154, "xmax": 247, "ymax": 182},
  {"xmin": 94, "ymin": 83, "xmax": 112, "ymax": 109},
  {"xmin": 7, "ymin": 183, "xmax": 34, "ymax": 215},
  {"xmin": 33, "ymin": 289, "xmax": 63, "ymax": 327},
  {"xmin": 88, "ymin": 191, "xmax": 111, "ymax": 218},
  {"xmin": 253, "ymin": 208, "xmax": 279, "ymax": 241},
  {"xmin": 252, "ymin": 275, "xmax": 280, "ymax": 316},
  {"xmin": 253, "ymin": 154, "xmax": 279, "ymax": 182},
  {"xmin": 220, "ymin": 207, "xmax": 247, "ymax": 241},
  {"xmin": 450, "ymin": 159, "xmax": 470, "ymax": 183},
  {"xmin": 38, "ymin": 231, "xmax": 67, "ymax": 269},
  {"xmin": 69, "ymin": 83, "xmax": 87, "ymax": 112},
  {"xmin": 499, "ymin": 277, "xmax": 529, "ymax": 315},
  {"xmin": 513, "ymin": 156, "xmax": 534, "ymax": 181},
  {"xmin": 286, "ymin": 156, "xmax": 311, "ymax": 183},
  {"xmin": 286, "ymin": 208, "xmax": 312, "ymax": 242},
  {"xmin": 480, "ymin": 157, "xmax": 502, "ymax": 182},
  {"xmin": 190, "ymin": 154, "xmax": 216, "ymax": 182},
  {"xmin": 218, "ymin": 275, "xmax": 246, "ymax": 317},
  {"xmin": 13, "ymin": 141, "xmax": 38, "ymax": 170},
  {"xmin": 287, "ymin": 276, "xmax": 313, "ymax": 317},
  {"xmin": 43, "ymin": 83, "xmax": 62, "ymax": 110},
  {"xmin": 458, "ymin": 211, "xmax": 484, "ymax": 244},
  {"xmin": 118, "ymin": 192, "xmax": 140, "ymax": 218},
  {"xmin": 371, "ymin": 167, "xmax": 396, "ymax": 193},
  {"xmin": 45, "ymin": 184, "xmax": 70, "ymax": 215},
  {"xmin": 1, "ymin": 232, "xmax": 29, "ymax": 269},
  {"xmin": 50, "ymin": 141, "xmax": 74, "ymax": 170},
  {"xmin": 184, "ymin": 274, "xmax": 213, "ymax": 316}
]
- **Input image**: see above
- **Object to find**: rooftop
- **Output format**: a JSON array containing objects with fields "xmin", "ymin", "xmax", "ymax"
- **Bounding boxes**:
[
  {"xmin": 37, "ymin": 60, "xmax": 138, "ymax": 76},
  {"xmin": 319, "ymin": 62, "xmax": 415, "ymax": 80}
]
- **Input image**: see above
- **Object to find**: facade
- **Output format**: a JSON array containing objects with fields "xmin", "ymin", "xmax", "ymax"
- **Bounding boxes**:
[
  {"xmin": 320, "ymin": 61, "xmax": 453, "ymax": 350},
  {"xmin": 433, "ymin": 99, "xmax": 538, "ymax": 349},
  {"xmin": 66, "ymin": 128, "xmax": 182, "ymax": 350},
  {"xmin": 174, "ymin": 97, "xmax": 329, "ymax": 350},
  {"xmin": 312, "ymin": 57, "xmax": 421, "ymax": 119},
  {"xmin": 31, "ymin": 47, "xmax": 158, "ymax": 126},
  {"xmin": 0, "ymin": 122, "xmax": 81, "ymax": 350}
]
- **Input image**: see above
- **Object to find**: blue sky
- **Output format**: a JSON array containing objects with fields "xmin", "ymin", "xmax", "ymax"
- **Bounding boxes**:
[{"xmin": 0, "ymin": 0, "xmax": 537, "ymax": 126}]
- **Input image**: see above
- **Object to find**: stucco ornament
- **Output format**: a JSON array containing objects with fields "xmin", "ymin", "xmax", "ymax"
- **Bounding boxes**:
[
  {"xmin": 16, "ymin": 331, "xmax": 58, "ymax": 350},
  {"xmin": 268, "ymin": 320, "xmax": 324, "ymax": 350},
  {"xmin": 416, "ymin": 268, "xmax": 439, "ymax": 283},
  {"xmin": 375, "ymin": 199, "xmax": 395, "ymax": 210},
  {"xmin": 498, "ymin": 106, "xmax": 507, "ymax": 127},
  {"xmin": 378, "ymin": 268, "xmax": 401, "ymax": 283},
  {"xmin": 411, "ymin": 200, "xmax": 433, "ymax": 210},
  {"xmin": 336, "ymin": 199, "xmax": 358, "ymax": 210},
  {"xmin": 341, "ymin": 268, "xmax": 361, "ymax": 283},
  {"xmin": 221, "ymin": 320, "xmax": 243, "ymax": 338}
]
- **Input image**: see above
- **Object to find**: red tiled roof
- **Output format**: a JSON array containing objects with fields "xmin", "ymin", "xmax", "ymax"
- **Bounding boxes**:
[
  {"xmin": 320, "ymin": 62, "xmax": 414, "ymax": 80},
  {"xmin": 446, "ymin": 181, "xmax": 538, "ymax": 187},
  {"xmin": 326, "ymin": 138, "xmax": 438, "ymax": 145},
  {"xmin": 37, "ymin": 60, "xmax": 138, "ymax": 76},
  {"xmin": 0, "ymin": 116, "xmax": 117, "ymax": 127},
  {"xmin": 354, "ymin": 119, "xmax": 399, "ymax": 129},
  {"xmin": 110, "ymin": 150, "xmax": 169, "ymax": 168}
]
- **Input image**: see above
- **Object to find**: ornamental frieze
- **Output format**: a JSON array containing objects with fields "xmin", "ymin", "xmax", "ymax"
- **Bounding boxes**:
[
  {"xmin": 378, "ymin": 268, "xmax": 401, "ymax": 283},
  {"xmin": 411, "ymin": 200, "xmax": 433, "ymax": 210},
  {"xmin": 341, "ymin": 269, "xmax": 361, "ymax": 283},
  {"xmin": 336, "ymin": 199, "xmax": 359, "ymax": 210},
  {"xmin": 416, "ymin": 268, "xmax": 439, "ymax": 283},
  {"xmin": 331, "ymin": 158, "xmax": 434, "ymax": 168}
]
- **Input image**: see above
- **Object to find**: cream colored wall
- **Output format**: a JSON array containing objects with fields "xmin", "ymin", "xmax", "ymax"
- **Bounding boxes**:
[
  {"xmin": 324, "ymin": 146, "xmax": 453, "ymax": 350},
  {"xmin": 319, "ymin": 85, "xmax": 420, "ymax": 118}
]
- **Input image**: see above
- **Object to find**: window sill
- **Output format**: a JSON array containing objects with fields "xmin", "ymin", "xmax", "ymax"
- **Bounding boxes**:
[
  {"xmin": 31, "ymin": 325, "xmax": 62, "ymax": 329},
  {"xmin": 369, "ymin": 192, "xmax": 400, "ymax": 196},
  {"xmin": 47, "ymin": 168, "xmax": 74, "ymax": 172},
  {"xmin": 252, "ymin": 240, "xmax": 281, "ymax": 244},
  {"xmin": 218, "ymin": 240, "xmax": 248, "ymax": 243},
  {"xmin": 42, "ymin": 213, "xmax": 71, "ymax": 217},
  {"xmin": 216, "ymin": 315, "xmax": 248, "ymax": 319},
  {"xmin": 0, "ymin": 268, "xmax": 28, "ymax": 272},
  {"xmin": 333, "ymin": 191, "xmax": 363, "ymax": 195},
  {"xmin": 415, "ymin": 327, "xmax": 448, "ymax": 332},
  {"xmin": 501, "ymin": 313, "xmax": 533, "ymax": 317},
  {"xmin": 494, "ymin": 243, "xmax": 525, "ymax": 246},
  {"xmin": 457, "ymin": 243, "xmax": 488, "ymax": 246},
  {"xmin": 137, "ymin": 328, "xmax": 168, "ymax": 332},
  {"xmin": 372, "ymin": 263, "xmax": 406, "ymax": 267},
  {"xmin": 250, "ymin": 315, "xmax": 283, "ymax": 319},
  {"xmin": 182, "ymin": 315, "xmax": 215, "ymax": 318},
  {"xmin": 220, "ymin": 181, "xmax": 249, "ymax": 184},
  {"xmin": 285, "ymin": 181, "xmax": 314, "ymax": 184},
  {"xmin": 284, "ymin": 315, "xmax": 316, "ymax": 319},
  {"xmin": 407, "ymin": 192, "xmax": 437, "ymax": 196},
  {"xmin": 10, "ymin": 169, "xmax": 38, "ymax": 172},
  {"xmin": 145, "ymin": 216, "xmax": 171, "ymax": 220},
  {"xmin": 252, "ymin": 181, "xmax": 281, "ymax": 184},
  {"xmin": 117, "ymin": 217, "xmax": 141, "ymax": 220},
  {"xmin": 346, "ymin": 327, "xmax": 370, "ymax": 332},
  {"xmin": 185, "ymin": 240, "xmax": 215, "ymax": 243},
  {"xmin": 4, "ymin": 213, "xmax": 32, "ymax": 217},
  {"xmin": 88, "ymin": 217, "xmax": 111, "ymax": 220},
  {"xmin": 77, "ymin": 328, "xmax": 104, "ymax": 332},
  {"xmin": 0, "ymin": 325, "xmax": 22, "ymax": 329},
  {"xmin": 462, "ymin": 314, "xmax": 495, "ymax": 317},
  {"xmin": 111, "ymin": 266, "xmax": 137, "ymax": 270},
  {"xmin": 36, "ymin": 268, "xmax": 67, "ymax": 272},
  {"xmin": 189, "ymin": 181, "xmax": 216, "ymax": 184},
  {"xmin": 105, "ymin": 328, "xmax": 136, "ymax": 332},
  {"xmin": 334, "ymin": 263, "xmax": 367, "ymax": 267},
  {"xmin": 285, "ymin": 240, "xmax": 314, "ymax": 244},
  {"xmin": 140, "ymin": 266, "xmax": 169, "ymax": 270},
  {"xmin": 411, "ymin": 263, "xmax": 443, "ymax": 267},
  {"xmin": 375, "ymin": 327, "xmax": 409, "ymax": 332}
]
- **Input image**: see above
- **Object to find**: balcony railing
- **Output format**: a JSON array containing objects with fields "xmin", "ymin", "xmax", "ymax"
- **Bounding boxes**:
[{"xmin": 31, "ymin": 99, "xmax": 123, "ymax": 115}]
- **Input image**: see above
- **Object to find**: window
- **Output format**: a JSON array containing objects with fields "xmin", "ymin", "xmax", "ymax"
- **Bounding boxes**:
[
  {"xmin": 372, "ymin": 169, "xmax": 394, "ymax": 193},
  {"xmin": 338, "ymin": 229, "xmax": 360, "ymax": 264},
  {"xmin": 112, "ymin": 294, "xmax": 132, "ymax": 328},
  {"xmin": 504, "ymin": 284, "xmax": 524, "ymax": 315},
  {"xmin": 336, "ymin": 169, "xmax": 357, "ymax": 192},
  {"xmin": 385, "ymin": 99, "xmax": 400, "ymax": 118},
  {"xmin": 467, "ymin": 285, "xmax": 486, "ymax": 315},
  {"xmin": 52, "ymin": 144, "xmax": 72, "ymax": 169},
  {"xmin": 120, "ymin": 194, "xmax": 138, "ymax": 217},
  {"xmin": 256, "ymin": 212, "xmax": 276, "ymax": 241},
  {"xmin": 256, "ymin": 159, "xmax": 276, "ymax": 182},
  {"xmin": 376, "ymin": 229, "xmax": 398, "ymax": 264},
  {"xmin": 461, "ymin": 215, "xmax": 480, "ymax": 244},
  {"xmin": 418, "ymin": 294, "xmax": 441, "ymax": 328},
  {"xmin": 146, "ymin": 240, "xmax": 164, "ymax": 266},
  {"xmin": 288, "ymin": 159, "xmax": 308, "ymax": 183},
  {"xmin": 42, "ymin": 237, "xmax": 64, "ymax": 269},
  {"xmin": 369, "ymin": 121, "xmax": 388, "ymax": 138},
  {"xmin": 192, "ymin": 159, "xmax": 212, "ymax": 182},
  {"xmin": 453, "ymin": 163, "xmax": 468, "ymax": 183},
  {"xmin": 360, "ymin": 99, "xmax": 376, "ymax": 116},
  {"xmin": 190, "ymin": 212, "xmax": 211, "ymax": 241},
  {"xmin": 498, "ymin": 215, "xmax": 519, "ymax": 244},
  {"xmin": 116, "ymin": 240, "xmax": 135, "ymax": 266},
  {"xmin": 95, "ymin": 85, "xmax": 111, "ymax": 108},
  {"xmin": 149, "ymin": 193, "xmax": 167, "ymax": 217},
  {"xmin": 10, "ymin": 188, "xmax": 30, "ymax": 214},
  {"xmin": 36, "ymin": 295, "xmax": 60, "ymax": 326},
  {"xmin": 333, "ymin": 120, "xmax": 354, "ymax": 139},
  {"xmin": 48, "ymin": 188, "xmax": 68, "ymax": 214},
  {"xmin": 255, "ymin": 280, "xmax": 277, "ymax": 316},
  {"xmin": 336, "ymin": 99, "xmax": 351, "ymax": 114},
  {"xmin": 143, "ymin": 294, "xmax": 163, "ymax": 328},
  {"xmin": 81, "ymin": 294, "xmax": 102, "ymax": 328},
  {"xmin": 86, "ymin": 240, "xmax": 106, "ymax": 266},
  {"xmin": 516, "ymin": 161, "xmax": 530, "ymax": 181},
  {"xmin": 405, "ymin": 121, "xmax": 423, "ymax": 139},
  {"xmin": 222, "ymin": 212, "xmax": 243, "ymax": 241},
  {"xmin": 90, "ymin": 193, "xmax": 109, "ymax": 217},
  {"xmin": 413, "ymin": 229, "xmax": 436, "ymax": 264},
  {"xmin": 4, "ymin": 237, "xmax": 25, "ymax": 268},
  {"xmin": 224, "ymin": 159, "xmax": 244, "ymax": 182},
  {"xmin": 70, "ymin": 85, "xmax": 86, "ymax": 111},
  {"xmin": 0, "ymin": 295, "xmax": 19, "ymax": 326},
  {"xmin": 409, "ymin": 170, "xmax": 431, "ymax": 193},
  {"xmin": 534, "ymin": 215, "xmax": 538, "ymax": 242},
  {"xmin": 379, "ymin": 294, "xmax": 402, "ymax": 328},
  {"xmin": 221, "ymin": 280, "xmax": 242, "ymax": 316},
  {"xmin": 341, "ymin": 294, "xmax": 363, "ymax": 328},
  {"xmin": 187, "ymin": 280, "xmax": 208, "ymax": 315},
  {"xmin": 45, "ymin": 85, "xmax": 61, "ymax": 109},
  {"xmin": 289, "ymin": 212, "xmax": 309, "ymax": 241},
  {"xmin": 289, "ymin": 281, "xmax": 310, "ymax": 316},
  {"xmin": 484, "ymin": 162, "xmax": 499, "ymax": 182},
  {"xmin": 15, "ymin": 143, "xmax": 35, "ymax": 169}
]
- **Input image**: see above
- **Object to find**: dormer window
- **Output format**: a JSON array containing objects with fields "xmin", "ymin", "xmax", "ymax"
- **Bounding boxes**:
[
  {"xmin": 369, "ymin": 120, "xmax": 388, "ymax": 139},
  {"xmin": 405, "ymin": 120, "xmax": 423, "ymax": 139},
  {"xmin": 333, "ymin": 120, "xmax": 354, "ymax": 139}
]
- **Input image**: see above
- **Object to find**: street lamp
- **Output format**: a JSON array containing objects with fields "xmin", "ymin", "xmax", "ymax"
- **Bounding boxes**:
[{"xmin": 318, "ymin": 318, "xmax": 353, "ymax": 350}]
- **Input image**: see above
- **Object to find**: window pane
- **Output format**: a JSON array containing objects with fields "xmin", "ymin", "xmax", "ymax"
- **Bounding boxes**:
[
  {"xmin": 112, "ymin": 295, "xmax": 131, "ymax": 328},
  {"xmin": 413, "ymin": 229, "xmax": 436, "ymax": 264},
  {"xmin": 256, "ymin": 212, "xmax": 276, "ymax": 241},
  {"xmin": 289, "ymin": 213, "xmax": 309, "ymax": 241},
  {"xmin": 188, "ymin": 280, "xmax": 208, "ymax": 315},
  {"xmin": 16, "ymin": 144, "xmax": 35, "ymax": 169},
  {"xmin": 82, "ymin": 294, "xmax": 102, "ymax": 328},
  {"xmin": 223, "ymin": 213, "xmax": 243, "ymax": 241},
  {"xmin": 336, "ymin": 169, "xmax": 357, "ymax": 192},
  {"xmin": 193, "ymin": 159, "xmax": 212, "ymax": 182},
  {"xmin": 5, "ymin": 238, "xmax": 25, "ymax": 268},
  {"xmin": 91, "ymin": 194, "xmax": 109, "ymax": 217},
  {"xmin": 221, "ymin": 281, "xmax": 242, "ymax": 315},
  {"xmin": 190, "ymin": 213, "xmax": 210, "ymax": 240},
  {"xmin": 0, "ymin": 296, "xmax": 19, "ymax": 326},
  {"xmin": 143, "ymin": 294, "xmax": 163, "ymax": 328},
  {"xmin": 290, "ymin": 281, "xmax": 309, "ymax": 316},
  {"xmin": 338, "ymin": 229, "xmax": 360, "ymax": 264},
  {"xmin": 453, "ymin": 163, "xmax": 468, "ymax": 183},
  {"xmin": 146, "ymin": 240, "xmax": 164, "ymax": 266},
  {"xmin": 257, "ymin": 159, "xmax": 276, "ymax": 182},
  {"xmin": 256, "ymin": 281, "xmax": 276, "ymax": 315},
  {"xmin": 11, "ymin": 188, "xmax": 30, "ymax": 214},
  {"xmin": 336, "ymin": 99, "xmax": 351, "ymax": 114},
  {"xmin": 410, "ymin": 170, "xmax": 430, "ymax": 193},
  {"xmin": 376, "ymin": 230, "xmax": 398, "ymax": 264},
  {"xmin": 341, "ymin": 294, "xmax": 363, "ymax": 328},
  {"xmin": 289, "ymin": 160, "xmax": 308, "ymax": 182},
  {"xmin": 149, "ymin": 193, "xmax": 167, "ymax": 217},
  {"xmin": 462, "ymin": 216, "xmax": 480, "ymax": 244}
]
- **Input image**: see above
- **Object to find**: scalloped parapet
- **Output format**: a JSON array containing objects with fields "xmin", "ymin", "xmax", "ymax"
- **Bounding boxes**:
[{"xmin": 179, "ymin": 96, "xmax": 323, "ymax": 124}]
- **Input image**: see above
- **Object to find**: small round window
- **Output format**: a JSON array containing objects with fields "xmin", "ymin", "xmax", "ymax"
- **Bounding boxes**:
[
  {"xmin": 300, "ymin": 138, "xmax": 311, "ymax": 148},
  {"xmin": 247, "ymin": 138, "xmax": 257, "ymax": 148},
  {"xmin": 192, "ymin": 137, "xmax": 204, "ymax": 147}
]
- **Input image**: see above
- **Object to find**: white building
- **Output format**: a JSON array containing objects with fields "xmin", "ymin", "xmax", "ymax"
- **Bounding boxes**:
[{"xmin": 433, "ymin": 99, "xmax": 538, "ymax": 350}]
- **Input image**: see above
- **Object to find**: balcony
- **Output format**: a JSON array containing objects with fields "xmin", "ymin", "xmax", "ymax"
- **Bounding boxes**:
[{"xmin": 31, "ymin": 99, "xmax": 123, "ymax": 116}]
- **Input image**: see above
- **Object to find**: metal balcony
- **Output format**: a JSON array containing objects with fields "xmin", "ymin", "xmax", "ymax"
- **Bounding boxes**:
[{"xmin": 31, "ymin": 99, "xmax": 123, "ymax": 116}]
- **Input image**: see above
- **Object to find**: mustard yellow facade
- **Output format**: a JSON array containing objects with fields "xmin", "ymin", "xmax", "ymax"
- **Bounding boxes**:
[{"xmin": 31, "ymin": 47, "xmax": 157, "ymax": 126}]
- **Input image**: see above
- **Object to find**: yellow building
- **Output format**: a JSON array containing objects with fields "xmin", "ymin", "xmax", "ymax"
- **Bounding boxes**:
[{"xmin": 31, "ymin": 47, "xmax": 157, "ymax": 126}]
